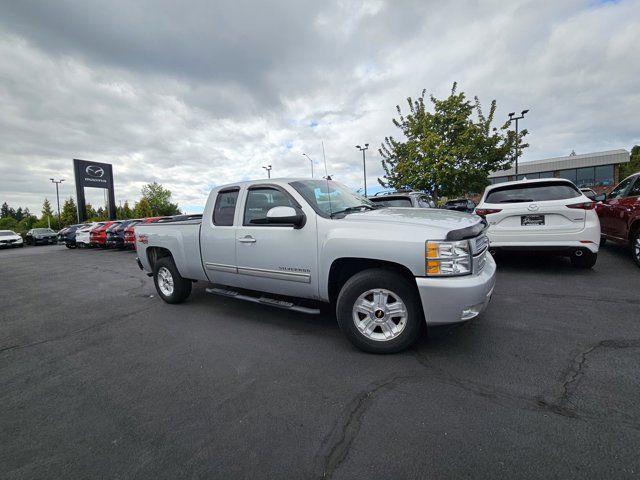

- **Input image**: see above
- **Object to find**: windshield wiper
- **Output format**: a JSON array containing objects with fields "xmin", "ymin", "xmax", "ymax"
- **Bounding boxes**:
[{"xmin": 330, "ymin": 205, "xmax": 378, "ymax": 218}]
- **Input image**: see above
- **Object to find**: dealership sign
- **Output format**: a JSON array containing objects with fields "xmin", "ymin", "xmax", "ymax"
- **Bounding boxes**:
[{"xmin": 73, "ymin": 159, "xmax": 116, "ymax": 221}]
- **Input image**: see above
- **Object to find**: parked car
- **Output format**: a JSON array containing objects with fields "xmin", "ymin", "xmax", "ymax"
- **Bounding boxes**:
[
  {"xmin": 475, "ymin": 178, "xmax": 600, "ymax": 268},
  {"xmin": 124, "ymin": 217, "xmax": 161, "ymax": 249},
  {"xmin": 105, "ymin": 219, "xmax": 141, "ymax": 249},
  {"xmin": 580, "ymin": 188, "xmax": 598, "ymax": 201},
  {"xmin": 25, "ymin": 228, "xmax": 57, "ymax": 245},
  {"xmin": 57, "ymin": 224, "xmax": 89, "ymax": 249},
  {"xmin": 368, "ymin": 191, "xmax": 436, "ymax": 208},
  {"xmin": 0, "ymin": 230, "xmax": 24, "ymax": 248},
  {"xmin": 596, "ymin": 172, "xmax": 640, "ymax": 267},
  {"xmin": 75, "ymin": 222, "xmax": 105, "ymax": 248},
  {"xmin": 443, "ymin": 198, "xmax": 476, "ymax": 213},
  {"xmin": 90, "ymin": 221, "xmax": 121, "ymax": 248},
  {"xmin": 135, "ymin": 178, "xmax": 495, "ymax": 354}
]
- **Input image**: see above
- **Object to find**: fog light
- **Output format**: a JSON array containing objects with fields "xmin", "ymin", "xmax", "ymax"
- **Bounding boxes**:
[{"xmin": 461, "ymin": 302, "xmax": 485, "ymax": 320}]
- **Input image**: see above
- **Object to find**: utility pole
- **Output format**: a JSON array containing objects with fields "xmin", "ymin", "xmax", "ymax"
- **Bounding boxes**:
[
  {"xmin": 50, "ymin": 178, "xmax": 65, "ymax": 228},
  {"xmin": 302, "ymin": 153, "xmax": 314, "ymax": 178},
  {"xmin": 262, "ymin": 165, "xmax": 272, "ymax": 179},
  {"xmin": 355, "ymin": 144, "xmax": 369, "ymax": 196},
  {"xmin": 507, "ymin": 110, "xmax": 529, "ymax": 177}
]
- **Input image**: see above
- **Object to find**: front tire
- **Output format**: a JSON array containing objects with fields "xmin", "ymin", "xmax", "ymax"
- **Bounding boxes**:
[
  {"xmin": 153, "ymin": 256, "xmax": 192, "ymax": 304},
  {"xmin": 336, "ymin": 269, "xmax": 423, "ymax": 354},
  {"xmin": 65, "ymin": 243, "xmax": 77, "ymax": 249},
  {"xmin": 571, "ymin": 251, "xmax": 597, "ymax": 269}
]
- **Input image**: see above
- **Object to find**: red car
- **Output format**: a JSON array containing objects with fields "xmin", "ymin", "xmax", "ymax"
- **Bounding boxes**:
[
  {"xmin": 596, "ymin": 172, "xmax": 640, "ymax": 267},
  {"xmin": 90, "ymin": 221, "xmax": 121, "ymax": 248},
  {"xmin": 124, "ymin": 217, "xmax": 162, "ymax": 249}
]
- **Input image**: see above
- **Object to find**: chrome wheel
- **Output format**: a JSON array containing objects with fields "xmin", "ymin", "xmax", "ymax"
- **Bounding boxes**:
[
  {"xmin": 157, "ymin": 267, "xmax": 174, "ymax": 296},
  {"xmin": 634, "ymin": 235, "xmax": 640, "ymax": 261},
  {"xmin": 352, "ymin": 288, "xmax": 408, "ymax": 342}
]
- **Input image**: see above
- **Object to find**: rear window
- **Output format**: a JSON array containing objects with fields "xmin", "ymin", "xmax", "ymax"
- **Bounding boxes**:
[
  {"xmin": 485, "ymin": 181, "xmax": 581, "ymax": 203},
  {"xmin": 370, "ymin": 197, "xmax": 412, "ymax": 207}
]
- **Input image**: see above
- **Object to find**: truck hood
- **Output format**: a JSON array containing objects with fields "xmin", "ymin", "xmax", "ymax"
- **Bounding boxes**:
[{"xmin": 343, "ymin": 208, "xmax": 484, "ymax": 238}]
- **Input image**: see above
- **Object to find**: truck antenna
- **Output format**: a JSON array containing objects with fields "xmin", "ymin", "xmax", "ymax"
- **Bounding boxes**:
[{"xmin": 322, "ymin": 141, "xmax": 333, "ymax": 217}]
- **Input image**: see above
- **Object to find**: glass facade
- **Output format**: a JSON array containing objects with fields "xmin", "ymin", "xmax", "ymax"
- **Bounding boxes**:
[{"xmin": 489, "ymin": 164, "xmax": 616, "ymax": 187}]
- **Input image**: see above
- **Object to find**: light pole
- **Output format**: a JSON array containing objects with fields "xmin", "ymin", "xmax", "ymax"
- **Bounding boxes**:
[
  {"xmin": 355, "ymin": 144, "xmax": 369, "ymax": 197},
  {"xmin": 262, "ymin": 165, "xmax": 272, "ymax": 179},
  {"xmin": 507, "ymin": 109, "xmax": 529, "ymax": 177},
  {"xmin": 50, "ymin": 178, "xmax": 64, "ymax": 227},
  {"xmin": 302, "ymin": 153, "xmax": 314, "ymax": 178}
]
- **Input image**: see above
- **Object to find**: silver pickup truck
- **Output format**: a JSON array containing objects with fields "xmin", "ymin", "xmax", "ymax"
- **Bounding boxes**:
[{"xmin": 135, "ymin": 178, "xmax": 496, "ymax": 353}]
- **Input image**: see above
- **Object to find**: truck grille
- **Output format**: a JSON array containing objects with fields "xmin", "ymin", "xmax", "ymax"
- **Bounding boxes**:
[{"xmin": 471, "ymin": 234, "xmax": 488, "ymax": 273}]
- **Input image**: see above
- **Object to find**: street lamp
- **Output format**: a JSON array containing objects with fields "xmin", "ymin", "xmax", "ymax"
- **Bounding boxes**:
[
  {"xmin": 50, "ymin": 178, "xmax": 65, "ymax": 228},
  {"xmin": 302, "ymin": 153, "xmax": 314, "ymax": 178},
  {"xmin": 507, "ymin": 109, "xmax": 529, "ymax": 177},
  {"xmin": 355, "ymin": 144, "xmax": 369, "ymax": 197},
  {"xmin": 262, "ymin": 165, "xmax": 272, "ymax": 179}
]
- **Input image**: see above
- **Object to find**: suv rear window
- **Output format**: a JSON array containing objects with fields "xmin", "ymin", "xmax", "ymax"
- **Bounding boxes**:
[
  {"xmin": 485, "ymin": 181, "xmax": 581, "ymax": 203},
  {"xmin": 370, "ymin": 197, "xmax": 412, "ymax": 207}
]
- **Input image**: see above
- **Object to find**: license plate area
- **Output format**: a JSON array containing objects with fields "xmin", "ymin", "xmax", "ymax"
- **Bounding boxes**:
[{"xmin": 521, "ymin": 215, "xmax": 545, "ymax": 226}]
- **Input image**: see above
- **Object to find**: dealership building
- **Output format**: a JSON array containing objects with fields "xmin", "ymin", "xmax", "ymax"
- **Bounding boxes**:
[{"xmin": 488, "ymin": 149, "xmax": 630, "ymax": 192}]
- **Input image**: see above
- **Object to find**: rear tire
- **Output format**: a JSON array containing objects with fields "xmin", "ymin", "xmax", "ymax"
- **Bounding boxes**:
[
  {"xmin": 571, "ymin": 251, "xmax": 597, "ymax": 269},
  {"xmin": 336, "ymin": 269, "xmax": 423, "ymax": 354},
  {"xmin": 65, "ymin": 243, "xmax": 76, "ymax": 249},
  {"xmin": 632, "ymin": 230, "xmax": 640, "ymax": 268},
  {"xmin": 153, "ymin": 256, "xmax": 192, "ymax": 304}
]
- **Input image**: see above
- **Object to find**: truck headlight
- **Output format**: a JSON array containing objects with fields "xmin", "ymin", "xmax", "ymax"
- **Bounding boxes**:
[{"xmin": 426, "ymin": 240, "xmax": 472, "ymax": 276}]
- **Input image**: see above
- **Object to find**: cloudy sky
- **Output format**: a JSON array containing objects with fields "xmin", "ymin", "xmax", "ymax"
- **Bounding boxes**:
[{"xmin": 0, "ymin": 0, "xmax": 638, "ymax": 214}]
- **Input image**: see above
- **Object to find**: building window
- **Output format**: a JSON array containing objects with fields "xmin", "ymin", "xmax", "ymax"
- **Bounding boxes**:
[
  {"xmin": 576, "ymin": 167, "xmax": 596, "ymax": 187},
  {"xmin": 538, "ymin": 171, "xmax": 554, "ymax": 178},
  {"xmin": 558, "ymin": 169, "xmax": 577, "ymax": 183},
  {"xmin": 594, "ymin": 165, "xmax": 614, "ymax": 186},
  {"xmin": 493, "ymin": 176, "xmax": 508, "ymax": 184}
]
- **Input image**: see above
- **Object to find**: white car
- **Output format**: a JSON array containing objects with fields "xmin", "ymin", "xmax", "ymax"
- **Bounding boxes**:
[
  {"xmin": 475, "ymin": 178, "xmax": 600, "ymax": 268},
  {"xmin": 0, "ymin": 230, "xmax": 24, "ymax": 248},
  {"xmin": 75, "ymin": 222, "xmax": 105, "ymax": 248}
]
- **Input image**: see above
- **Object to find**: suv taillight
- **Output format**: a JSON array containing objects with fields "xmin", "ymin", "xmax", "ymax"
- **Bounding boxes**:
[
  {"xmin": 567, "ymin": 202, "xmax": 595, "ymax": 210},
  {"xmin": 475, "ymin": 208, "xmax": 502, "ymax": 218}
]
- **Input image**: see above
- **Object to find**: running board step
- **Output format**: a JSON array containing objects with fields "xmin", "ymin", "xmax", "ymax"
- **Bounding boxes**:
[{"xmin": 205, "ymin": 287, "xmax": 320, "ymax": 314}]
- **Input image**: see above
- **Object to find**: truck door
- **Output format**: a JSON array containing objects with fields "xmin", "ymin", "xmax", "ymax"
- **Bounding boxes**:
[
  {"xmin": 234, "ymin": 184, "xmax": 318, "ymax": 299},
  {"xmin": 200, "ymin": 187, "xmax": 241, "ymax": 285}
]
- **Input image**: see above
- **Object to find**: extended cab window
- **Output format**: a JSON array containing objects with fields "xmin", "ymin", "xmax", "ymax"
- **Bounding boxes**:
[
  {"xmin": 372, "ymin": 197, "xmax": 412, "ymax": 207},
  {"xmin": 213, "ymin": 189, "xmax": 239, "ymax": 226},
  {"xmin": 244, "ymin": 187, "xmax": 294, "ymax": 225}
]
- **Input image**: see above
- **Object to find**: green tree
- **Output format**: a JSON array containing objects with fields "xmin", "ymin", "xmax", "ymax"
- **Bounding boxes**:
[
  {"xmin": 620, "ymin": 145, "xmax": 640, "ymax": 180},
  {"xmin": 1, "ymin": 202, "xmax": 9, "ymax": 218},
  {"xmin": 134, "ymin": 197, "xmax": 153, "ymax": 218},
  {"xmin": 122, "ymin": 200, "xmax": 133, "ymax": 219},
  {"xmin": 141, "ymin": 182, "xmax": 181, "ymax": 216},
  {"xmin": 0, "ymin": 217, "xmax": 18, "ymax": 230},
  {"xmin": 379, "ymin": 83, "xmax": 527, "ymax": 200},
  {"xmin": 40, "ymin": 198, "xmax": 59, "ymax": 229},
  {"xmin": 60, "ymin": 197, "xmax": 78, "ymax": 226},
  {"xmin": 85, "ymin": 203, "xmax": 97, "ymax": 220},
  {"xmin": 14, "ymin": 207, "xmax": 23, "ymax": 221}
]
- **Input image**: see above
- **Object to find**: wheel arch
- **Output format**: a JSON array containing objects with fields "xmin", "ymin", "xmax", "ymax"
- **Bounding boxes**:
[
  {"xmin": 327, "ymin": 257, "xmax": 416, "ymax": 305},
  {"xmin": 146, "ymin": 246, "xmax": 173, "ymax": 272}
]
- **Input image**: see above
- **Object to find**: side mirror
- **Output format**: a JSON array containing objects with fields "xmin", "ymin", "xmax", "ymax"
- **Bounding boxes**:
[
  {"xmin": 594, "ymin": 193, "xmax": 606, "ymax": 202},
  {"xmin": 266, "ymin": 206, "xmax": 306, "ymax": 228}
]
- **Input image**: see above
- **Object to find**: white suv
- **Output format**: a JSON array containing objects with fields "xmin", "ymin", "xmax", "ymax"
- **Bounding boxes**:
[
  {"xmin": 75, "ymin": 222, "xmax": 104, "ymax": 248},
  {"xmin": 475, "ymin": 178, "xmax": 600, "ymax": 268}
]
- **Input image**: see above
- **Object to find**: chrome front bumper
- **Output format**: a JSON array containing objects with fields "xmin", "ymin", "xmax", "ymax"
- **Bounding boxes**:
[{"xmin": 415, "ymin": 253, "xmax": 496, "ymax": 326}]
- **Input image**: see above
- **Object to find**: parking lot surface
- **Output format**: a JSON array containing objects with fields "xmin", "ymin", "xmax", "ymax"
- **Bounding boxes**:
[{"xmin": 1, "ymin": 244, "xmax": 639, "ymax": 479}]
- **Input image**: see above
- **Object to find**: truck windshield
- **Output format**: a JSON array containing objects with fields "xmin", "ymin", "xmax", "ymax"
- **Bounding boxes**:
[{"xmin": 290, "ymin": 180, "xmax": 376, "ymax": 218}]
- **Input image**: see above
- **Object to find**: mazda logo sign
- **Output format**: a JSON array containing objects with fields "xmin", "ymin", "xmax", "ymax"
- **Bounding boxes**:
[
  {"xmin": 86, "ymin": 165, "xmax": 105, "ymax": 178},
  {"xmin": 527, "ymin": 203, "xmax": 540, "ymax": 211}
]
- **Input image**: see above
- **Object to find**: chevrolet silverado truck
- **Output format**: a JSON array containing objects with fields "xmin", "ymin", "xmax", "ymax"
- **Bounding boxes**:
[{"xmin": 135, "ymin": 179, "xmax": 496, "ymax": 353}]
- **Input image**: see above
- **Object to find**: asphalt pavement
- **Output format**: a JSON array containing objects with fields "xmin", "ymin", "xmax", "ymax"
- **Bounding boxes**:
[{"xmin": 1, "ymin": 243, "xmax": 639, "ymax": 479}]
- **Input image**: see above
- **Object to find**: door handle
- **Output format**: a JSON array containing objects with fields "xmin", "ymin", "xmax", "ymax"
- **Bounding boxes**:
[{"xmin": 238, "ymin": 236, "xmax": 256, "ymax": 244}]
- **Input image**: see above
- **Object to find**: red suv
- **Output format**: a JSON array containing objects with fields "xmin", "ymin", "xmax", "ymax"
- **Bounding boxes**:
[
  {"xmin": 596, "ymin": 172, "xmax": 640, "ymax": 267},
  {"xmin": 90, "ymin": 221, "xmax": 121, "ymax": 248},
  {"xmin": 124, "ymin": 217, "xmax": 161, "ymax": 249}
]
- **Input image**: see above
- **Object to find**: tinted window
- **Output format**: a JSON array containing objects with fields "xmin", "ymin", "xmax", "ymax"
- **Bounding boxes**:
[
  {"xmin": 371, "ymin": 197, "xmax": 412, "ymax": 207},
  {"xmin": 485, "ymin": 182, "xmax": 581, "ymax": 203},
  {"xmin": 418, "ymin": 196, "xmax": 434, "ymax": 208},
  {"xmin": 244, "ymin": 187, "xmax": 294, "ymax": 225},
  {"xmin": 628, "ymin": 177, "xmax": 640, "ymax": 197},
  {"xmin": 538, "ymin": 171, "xmax": 555, "ymax": 178},
  {"xmin": 594, "ymin": 165, "xmax": 614, "ymax": 186},
  {"xmin": 213, "ymin": 189, "xmax": 239, "ymax": 226},
  {"xmin": 576, "ymin": 167, "xmax": 595, "ymax": 187},
  {"xmin": 608, "ymin": 176, "xmax": 634, "ymax": 200},
  {"xmin": 558, "ymin": 169, "xmax": 577, "ymax": 183}
]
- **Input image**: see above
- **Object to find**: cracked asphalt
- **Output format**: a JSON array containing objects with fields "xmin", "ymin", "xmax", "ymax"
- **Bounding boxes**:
[{"xmin": 1, "ymin": 243, "xmax": 639, "ymax": 479}]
